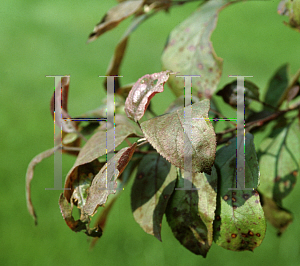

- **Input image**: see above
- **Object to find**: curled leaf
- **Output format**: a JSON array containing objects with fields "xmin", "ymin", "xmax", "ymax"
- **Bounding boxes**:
[
  {"xmin": 141, "ymin": 100, "xmax": 216, "ymax": 174},
  {"xmin": 131, "ymin": 153, "xmax": 177, "ymax": 241},
  {"xmin": 125, "ymin": 70, "xmax": 172, "ymax": 122},
  {"xmin": 87, "ymin": 0, "xmax": 144, "ymax": 43},
  {"xmin": 161, "ymin": 0, "xmax": 230, "ymax": 98},
  {"xmin": 26, "ymin": 145, "xmax": 61, "ymax": 225},
  {"xmin": 166, "ymin": 167, "xmax": 217, "ymax": 257},
  {"xmin": 83, "ymin": 143, "xmax": 137, "ymax": 216}
]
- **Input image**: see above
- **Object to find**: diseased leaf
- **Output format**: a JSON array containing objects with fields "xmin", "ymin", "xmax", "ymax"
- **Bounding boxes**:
[
  {"xmin": 104, "ymin": 14, "xmax": 150, "ymax": 92},
  {"xmin": 125, "ymin": 70, "xmax": 172, "ymax": 122},
  {"xmin": 141, "ymin": 100, "xmax": 216, "ymax": 174},
  {"xmin": 59, "ymin": 193, "xmax": 102, "ymax": 237},
  {"xmin": 87, "ymin": 0, "xmax": 144, "ymax": 43},
  {"xmin": 82, "ymin": 143, "xmax": 137, "ymax": 216},
  {"xmin": 64, "ymin": 124, "xmax": 141, "ymax": 201},
  {"xmin": 166, "ymin": 167, "xmax": 217, "ymax": 257},
  {"xmin": 260, "ymin": 194, "xmax": 293, "ymax": 236},
  {"xmin": 26, "ymin": 145, "xmax": 61, "ymax": 225},
  {"xmin": 213, "ymin": 133, "xmax": 266, "ymax": 251},
  {"xmin": 131, "ymin": 153, "xmax": 177, "ymax": 241},
  {"xmin": 278, "ymin": 0, "xmax": 300, "ymax": 31},
  {"xmin": 161, "ymin": 0, "xmax": 231, "ymax": 98},
  {"xmin": 217, "ymin": 80, "xmax": 260, "ymax": 108},
  {"xmin": 258, "ymin": 120, "xmax": 300, "ymax": 203}
]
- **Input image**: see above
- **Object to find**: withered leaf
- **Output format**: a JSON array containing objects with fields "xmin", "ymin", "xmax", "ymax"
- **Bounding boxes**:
[
  {"xmin": 141, "ymin": 100, "xmax": 216, "ymax": 174},
  {"xmin": 125, "ymin": 70, "xmax": 172, "ymax": 122},
  {"xmin": 26, "ymin": 145, "xmax": 61, "ymax": 225},
  {"xmin": 87, "ymin": 0, "xmax": 144, "ymax": 43},
  {"xmin": 82, "ymin": 143, "xmax": 137, "ymax": 216}
]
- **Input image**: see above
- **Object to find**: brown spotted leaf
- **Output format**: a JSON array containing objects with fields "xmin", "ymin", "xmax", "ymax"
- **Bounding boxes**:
[
  {"xmin": 213, "ymin": 133, "xmax": 266, "ymax": 251},
  {"xmin": 131, "ymin": 153, "xmax": 177, "ymax": 241},
  {"xmin": 141, "ymin": 100, "xmax": 216, "ymax": 174},
  {"xmin": 26, "ymin": 145, "xmax": 61, "ymax": 225},
  {"xmin": 161, "ymin": 0, "xmax": 230, "ymax": 98},
  {"xmin": 64, "ymin": 124, "xmax": 141, "ymax": 201},
  {"xmin": 258, "ymin": 120, "xmax": 300, "ymax": 203},
  {"xmin": 82, "ymin": 143, "xmax": 137, "ymax": 216},
  {"xmin": 125, "ymin": 70, "xmax": 172, "ymax": 122},
  {"xmin": 87, "ymin": 0, "xmax": 144, "ymax": 43},
  {"xmin": 165, "ymin": 167, "xmax": 218, "ymax": 257}
]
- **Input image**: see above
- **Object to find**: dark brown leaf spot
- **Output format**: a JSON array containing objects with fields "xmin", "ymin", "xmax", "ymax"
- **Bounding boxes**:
[
  {"xmin": 232, "ymin": 197, "xmax": 236, "ymax": 202},
  {"xmin": 242, "ymin": 193, "xmax": 250, "ymax": 200},
  {"xmin": 256, "ymin": 233, "xmax": 261, "ymax": 237},
  {"xmin": 248, "ymin": 230, "xmax": 254, "ymax": 236},
  {"xmin": 231, "ymin": 233, "xmax": 237, "ymax": 238},
  {"xmin": 232, "ymin": 205, "xmax": 237, "ymax": 210},
  {"xmin": 241, "ymin": 233, "xmax": 247, "ymax": 238},
  {"xmin": 227, "ymin": 239, "xmax": 231, "ymax": 243},
  {"xmin": 223, "ymin": 195, "xmax": 229, "ymax": 201}
]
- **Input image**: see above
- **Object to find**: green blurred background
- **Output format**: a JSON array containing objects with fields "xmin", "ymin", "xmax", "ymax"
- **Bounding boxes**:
[{"xmin": 1, "ymin": 0, "xmax": 300, "ymax": 265}]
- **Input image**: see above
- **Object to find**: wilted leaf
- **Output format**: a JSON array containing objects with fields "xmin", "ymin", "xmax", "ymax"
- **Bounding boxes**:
[
  {"xmin": 161, "ymin": 0, "xmax": 231, "ymax": 98},
  {"xmin": 131, "ymin": 153, "xmax": 177, "ymax": 241},
  {"xmin": 260, "ymin": 194, "xmax": 293, "ymax": 236},
  {"xmin": 64, "ymin": 124, "xmax": 141, "ymax": 201},
  {"xmin": 213, "ymin": 133, "xmax": 266, "ymax": 251},
  {"xmin": 87, "ymin": 0, "xmax": 144, "ymax": 43},
  {"xmin": 125, "ymin": 70, "xmax": 172, "ymax": 122},
  {"xmin": 59, "ymin": 193, "xmax": 102, "ymax": 237},
  {"xmin": 141, "ymin": 100, "xmax": 216, "ymax": 174},
  {"xmin": 104, "ymin": 14, "xmax": 150, "ymax": 92},
  {"xmin": 258, "ymin": 120, "xmax": 300, "ymax": 203},
  {"xmin": 26, "ymin": 145, "xmax": 61, "ymax": 225},
  {"xmin": 83, "ymin": 143, "xmax": 137, "ymax": 216},
  {"xmin": 166, "ymin": 167, "xmax": 217, "ymax": 257},
  {"xmin": 217, "ymin": 80, "xmax": 260, "ymax": 108}
]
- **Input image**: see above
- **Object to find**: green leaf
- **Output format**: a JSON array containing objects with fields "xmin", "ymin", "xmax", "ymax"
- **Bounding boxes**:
[
  {"xmin": 258, "ymin": 120, "xmax": 300, "ymax": 203},
  {"xmin": 165, "ymin": 167, "xmax": 217, "ymax": 257},
  {"xmin": 217, "ymin": 80, "xmax": 260, "ymax": 108},
  {"xmin": 260, "ymin": 194, "xmax": 293, "ymax": 236},
  {"xmin": 141, "ymin": 100, "xmax": 216, "ymax": 174},
  {"xmin": 161, "ymin": 0, "xmax": 231, "ymax": 98},
  {"xmin": 82, "ymin": 143, "xmax": 137, "ymax": 216},
  {"xmin": 125, "ymin": 71, "xmax": 172, "ymax": 122},
  {"xmin": 131, "ymin": 153, "xmax": 177, "ymax": 241},
  {"xmin": 213, "ymin": 133, "xmax": 266, "ymax": 251},
  {"xmin": 264, "ymin": 64, "xmax": 289, "ymax": 108}
]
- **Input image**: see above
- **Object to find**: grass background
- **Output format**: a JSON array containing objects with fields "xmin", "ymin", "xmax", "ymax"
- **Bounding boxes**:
[{"xmin": 1, "ymin": 0, "xmax": 300, "ymax": 265}]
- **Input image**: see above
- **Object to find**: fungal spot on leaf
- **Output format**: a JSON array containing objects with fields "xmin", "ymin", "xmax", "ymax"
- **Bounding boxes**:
[
  {"xmin": 232, "ymin": 192, "xmax": 236, "ymax": 196},
  {"xmin": 231, "ymin": 233, "xmax": 237, "ymax": 238},
  {"xmin": 293, "ymin": 171, "xmax": 298, "ymax": 177},
  {"xmin": 227, "ymin": 239, "xmax": 231, "ymax": 243},
  {"xmin": 252, "ymin": 190, "xmax": 259, "ymax": 196},
  {"xmin": 233, "ymin": 205, "xmax": 237, "ymax": 210},
  {"xmin": 242, "ymin": 194, "xmax": 250, "ymax": 200},
  {"xmin": 241, "ymin": 233, "xmax": 247, "ymax": 238},
  {"xmin": 248, "ymin": 230, "xmax": 254, "ymax": 236},
  {"xmin": 256, "ymin": 233, "xmax": 261, "ymax": 237},
  {"xmin": 223, "ymin": 195, "xmax": 229, "ymax": 201},
  {"xmin": 232, "ymin": 197, "xmax": 236, "ymax": 202}
]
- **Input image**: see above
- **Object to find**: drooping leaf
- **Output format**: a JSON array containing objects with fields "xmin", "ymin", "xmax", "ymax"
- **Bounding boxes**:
[
  {"xmin": 166, "ymin": 167, "xmax": 217, "ymax": 257},
  {"xmin": 131, "ymin": 153, "xmax": 177, "ymax": 241},
  {"xmin": 64, "ymin": 124, "xmax": 141, "ymax": 201},
  {"xmin": 125, "ymin": 70, "xmax": 172, "ymax": 122},
  {"xmin": 213, "ymin": 133, "xmax": 266, "ymax": 251},
  {"xmin": 161, "ymin": 0, "xmax": 231, "ymax": 98},
  {"xmin": 260, "ymin": 194, "xmax": 293, "ymax": 236},
  {"xmin": 264, "ymin": 64, "xmax": 289, "ymax": 108},
  {"xmin": 87, "ymin": 0, "xmax": 144, "ymax": 43},
  {"xmin": 217, "ymin": 80, "xmax": 260, "ymax": 108},
  {"xmin": 104, "ymin": 14, "xmax": 150, "ymax": 92},
  {"xmin": 258, "ymin": 120, "xmax": 300, "ymax": 203},
  {"xmin": 141, "ymin": 100, "xmax": 216, "ymax": 174},
  {"xmin": 26, "ymin": 145, "xmax": 61, "ymax": 225},
  {"xmin": 82, "ymin": 143, "xmax": 137, "ymax": 216},
  {"xmin": 59, "ymin": 193, "xmax": 102, "ymax": 237}
]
